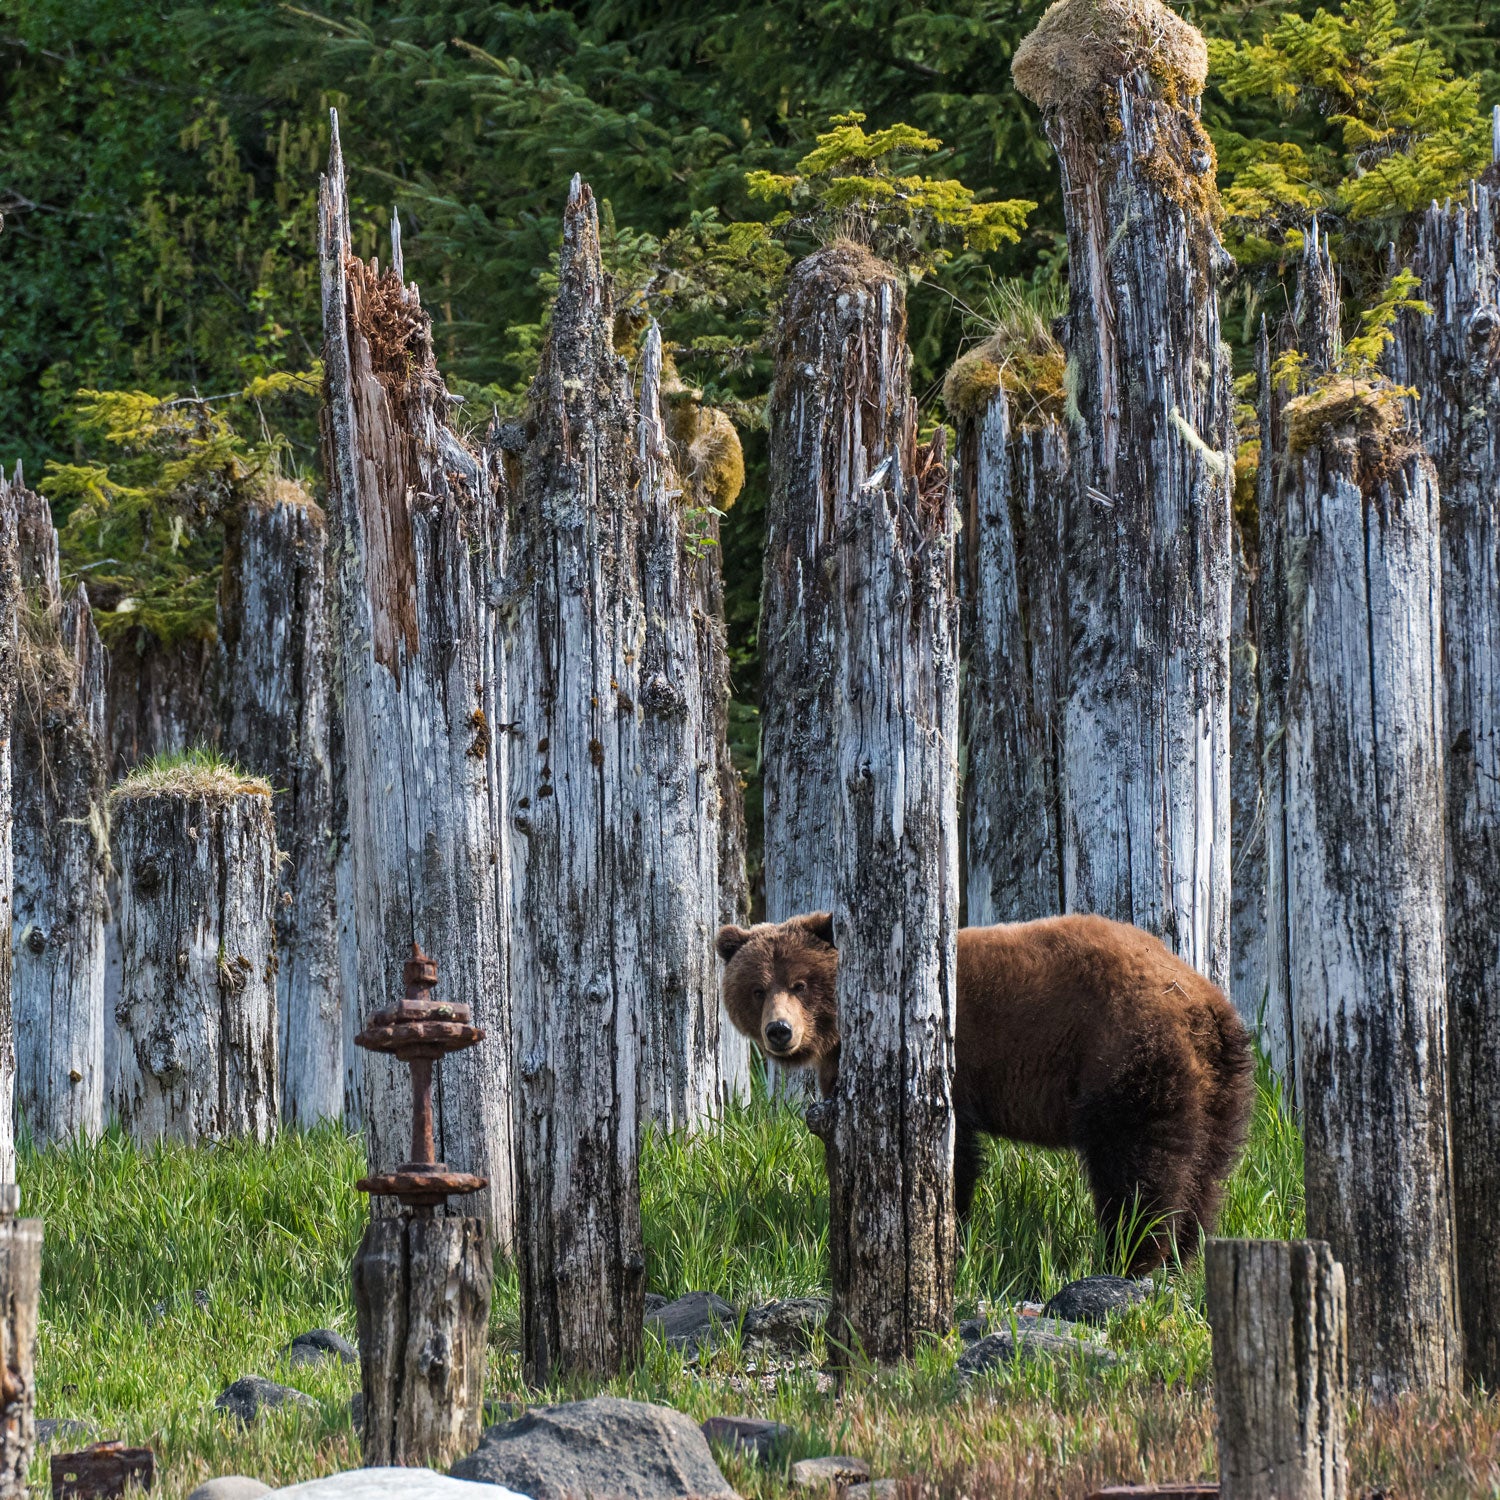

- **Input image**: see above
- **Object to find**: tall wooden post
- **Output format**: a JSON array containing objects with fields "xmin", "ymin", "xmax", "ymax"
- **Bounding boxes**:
[
  {"xmin": 793, "ymin": 247, "xmax": 958, "ymax": 1364},
  {"xmin": 318, "ymin": 115, "xmax": 513, "ymax": 1236},
  {"xmin": 1394, "ymin": 180, "xmax": 1500, "ymax": 1387},
  {"xmin": 500, "ymin": 177, "xmax": 644, "ymax": 1384},
  {"xmin": 953, "ymin": 377, "xmax": 1068, "ymax": 926},
  {"xmin": 219, "ymin": 488, "xmax": 342, "ymax": 1126},
  {"xmin": 111, "ymin": 776, "xmax": 278, "ymax": 1143},
  {"xmin": 1273, "ymin": 230, "xmax": 1462, "ymax": 1394},
  {"xmin": 0, "ymin": 481, "xmax": 19, "ymax": 1182},
  {"xmin": 1013, "ymin": 0, "xmax": 1234, "ymax": 984},
  {"xmin": 1206, "ymin": 1239, "xmax": 1347, "ymax": 1500},
  {"xmin": 0, "ymin": 1187, "xmax": 40, "ymax": 1497},
  {"xmin": 1228, "ymin": 517, "xmax": 1267, "ymax": 1038},
  {"xmin": 11, "ymin": 475, "xmax": 108, "ymax": 1144},
  {"xmin": 634, "ymin": 325, "xmax": 751, "ymax": 1128}
]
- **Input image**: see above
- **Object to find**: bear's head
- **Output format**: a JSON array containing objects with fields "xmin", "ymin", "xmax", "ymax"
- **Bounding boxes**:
[{"xmin": 716, "ymin": 913, "xmax": 839, "ymax": 1086}]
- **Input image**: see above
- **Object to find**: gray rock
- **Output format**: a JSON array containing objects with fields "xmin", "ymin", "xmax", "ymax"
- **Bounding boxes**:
[
  {"xmin": 740, "ymin": 1297, "xmax": 828, "ymax": 1351},
  {"xmin": 644, "ymin": 1291, "xmax": 737, "ymax": 1356},
  {"xmin": 1042, "ymin": 1275, "xmax": 1153, "ymax": 1326},
  {"xmin": 843, "ymin": 1484, "xmax": 899, "ymax": 1499},
  {"xmin": 36, "ymin": 1418, "xmax": 94, "ymax": 1447},
  {"xmin": 700, "ymin": 1415, "xmax": 793, "ymax": 1465},
  {"xmin": 214, "ymin": 1377, "xmax": 316, "ymax": 1424},
  {"xmin": 643, "ymin": 1293, "xmax": 670, "ymax": 1315},
  {"xmin": 956, "ymin": 1324, "xmax": 1117, "ymax": 1381},
  {"xmin": 451, "ymin": 1395, "xmax": 736, "ymax": 1500},
  {"xmin": 272, "ymin": 1471, "xmax": 527, "ymax": 1499},
  {"xmin": 790, "ymin": 1455, "xmax": 869, "ymax": 1489},
  {"xmin": 188, "ymin": 1479, "xmax": 273, "ymax": 1500},
  {"xmin": 285, "ymin": 1329, "xmax": 357, "ymax": 1367},
  {"xmin": 957, "ymin": 1318, "xmax": 985, "ymax": 1343}
]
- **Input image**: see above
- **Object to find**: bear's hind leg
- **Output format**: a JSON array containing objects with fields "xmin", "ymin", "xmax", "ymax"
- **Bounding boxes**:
[
  {"xmin": 955, "ymin": 1121, "xmax": 985, "ymax": 1223},
  {"xmin": 1077, "ymin": 1101, "xmax": 1202, "ymax": 1276}
]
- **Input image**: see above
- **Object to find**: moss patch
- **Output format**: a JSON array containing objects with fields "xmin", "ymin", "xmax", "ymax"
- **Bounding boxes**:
[
  {"xmin": 1013, "ymin": 0, "xmax": 1209, "ymax": 114},
  {"xmin": 943, "ymin": 305, "xmax": 1067, "ymax": 431},
  {"xmin": 1284, "ymin": 378, "xmax": 1414, "ymax": 494},
  {"xmin": 687, "ymin": 407, "xmax": 745, "ymax": 512},
  {"xmin": 942, "ymin": 351, "xmax": 1004, "ymax": 423},
  {"xmin": 111, "ymin": 749, "xmax": 271, "ymax": 808}
]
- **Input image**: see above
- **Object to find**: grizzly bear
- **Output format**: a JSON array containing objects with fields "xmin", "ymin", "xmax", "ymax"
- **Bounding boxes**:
[{"xmin": 716, "ymin": 912, "xmax": 1254, "ymax": 1273}]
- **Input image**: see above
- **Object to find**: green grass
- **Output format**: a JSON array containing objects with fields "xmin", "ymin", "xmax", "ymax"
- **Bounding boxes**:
[{"xmin": 18, "ymin": 1067, "xmax": 1496, "ymax": 1498}]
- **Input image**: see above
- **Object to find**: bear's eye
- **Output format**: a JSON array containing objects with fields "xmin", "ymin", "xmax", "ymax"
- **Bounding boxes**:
[
  {"xmin": 791, "ymin": 981, "xmax": 806, "ymax": 994},
  {"xmin": 752, "ymin": 987, "xmax": 765, "ymax": 1001}
]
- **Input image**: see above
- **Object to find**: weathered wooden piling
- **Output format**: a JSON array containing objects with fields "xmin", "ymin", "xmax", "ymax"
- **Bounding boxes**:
[
  {"xmin": 0, "ymin": 1186, "xmax": 40, "ymax": 1497},
  {"xmin": 11, "ymin": 473, "xmax": 108, "ymax": 1144},
  {"xmin": 1206, "ymin": 1239, "xmax": 1347, "ymax": 1500},
  {"xmin": 1013, "ymin": 0, "xmax": 1234, "ymax": 983},
  {"xmin": 1271, "ymin": 229, "xmax": 1461, "ymax": 1394},
  {"xmin": 500, "ymin": 177, "xmax": 645, "ymax": 1384},
  {"xmin": 635, "ymin": 325, "xmax": 751, "ymax": 1129},
  {"xmin": 1394, "ymin": 180, "xmax": 1500, "ymax": 1389},
  {"xmin": 0, "ymin": 479, "xmax": 19, "ymax": 1182},
  {"xmin": 794, "ymin": 246, "xmax": 959, "ymax": 1364},
  {"xmin": 218, "ymin": 486, "xmax": 342, "ymax": 1126},
  {"xmin": 111, "ymin": 768, "xmax": 278, "ymax": 1143},
  {"xmin": 319, "ymin": 114, "xmax": 513, "ymax": 1235}
]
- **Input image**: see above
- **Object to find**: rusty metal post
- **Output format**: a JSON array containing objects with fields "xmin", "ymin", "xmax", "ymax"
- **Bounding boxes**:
[{"xmin": 351, "ymin": 946, "xmax": 493, "ymax": 1468}]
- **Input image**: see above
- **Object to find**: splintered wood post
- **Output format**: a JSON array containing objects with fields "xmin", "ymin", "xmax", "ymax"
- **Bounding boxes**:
[
  {"xmin": 1274, "ymin": 228, "xmax": 1461, "ymax": 1394},
  {"xmin": 104, "ymin": 634, "xmax": 217, "ymax": 777},
  {"xmin": 10, "ymin": 474, "xmax": 108, "ymax": 1144},
  {"xmin": 500, "ymin": 176, "xmax": 644, "ymax": 1385},
  {"xmin": 219, "ymin": 488, "xmax": 342, "ymax": 1125},
  {"xmin": 353, "ymin": 1215, "xmax": 492, "ymax": 1468},
  {"xmin": 953, "ymin": 377, "xmax": 1068, "ymax": 925},
  {"xmin": 819, "ymin": 248, "xmax": 958, "ymax": 1364},
  {"xmin": 1206, "ymin": 1239, "xmax": 1347, "ymax": 1500},
  {"xmin": 1013, "ymin": 0, "xmax": 1234, "ymax": 984},
  {"xmin": 0, "ymin": 1186, "xmax": 40, "ymax": 1497},
  {"xmin": 319, "ymin": 115, "xmax": 513, "ymax": 1237},
  {"xmin": 0, "ymin": 478, "xmax": 18, "ymax": 1182},
  {"xmin": 635, "ymin": 324, "xmax": 750, "ymax": 1128},
  {"xmin": 1394, "ymin": 182, "xmax": 1500, "ymax": 1388},
  {"xmin": 110, "ymin": 777, "xmax": 278, "ymax": 1143}
]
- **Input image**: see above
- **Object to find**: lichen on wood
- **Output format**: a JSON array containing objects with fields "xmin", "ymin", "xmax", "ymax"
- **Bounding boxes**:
[{"xmin": 9, "ymin": 472, "xmax": 109, "ymax": 1146}]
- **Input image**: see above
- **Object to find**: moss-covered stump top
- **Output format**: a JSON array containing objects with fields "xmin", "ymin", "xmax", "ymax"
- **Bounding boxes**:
[
  {"xmin": 1012, "ymin": 0, "xmax": 1208, "ymax": 111},
  {"xmin": 110, "ymin": 754, "xmax": 271, "ymax": 811}
]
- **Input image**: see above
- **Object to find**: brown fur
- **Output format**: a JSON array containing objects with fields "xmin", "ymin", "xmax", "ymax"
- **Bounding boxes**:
[{"xmin": 716, "ymin": 912, "xmax": 1254, "ymax": 1273}]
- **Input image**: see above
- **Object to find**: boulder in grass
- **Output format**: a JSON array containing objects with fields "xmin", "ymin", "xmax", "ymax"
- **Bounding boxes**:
[
  {"xmin": 271, "ymin": 1471, "xmax": 527, "ymax": 1499},
  {"xmin": 1042, "ymin": 1275, "xmax": 1153, "ymax": 1326},
  {"xmin": 645, "ymin": 1291, "xmax": 738, "ymax": 1356},
  {"xmin": 214, "ymin": 1377, "xmax": 315, "ymax": 1425},
  {"xmin": 955, "ymin": 1323, "xmax": 1117, "ymax": 1382},
  {"xmin": 284, "ymin": 1329, "xmax": 357, "ymax": 1367},
  {"xmin": 843, "ymin": 1484, "xmax": 900, "ymax": 1499},
  {"xmin": 36, "ymin": 1419, "xmax": 93, "ymax": 1447},
  {"xmin": 740, "ymin": 1298, "xmax": 828, "ymax": 1351},
  {"xmin": 451, "ymin": 1396, "xmax": 736, "ymax": 1500},
  {"xmin": 188, "ymin": 1479, "xmax": 273, "ymax": 1500},
  {"xmin": 700, "ymin": 1415, "xmax": 793, "ymax": 1465}
]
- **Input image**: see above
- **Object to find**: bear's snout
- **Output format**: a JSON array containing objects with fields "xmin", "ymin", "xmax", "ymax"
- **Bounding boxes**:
[{"xmin": 764, "ymin": 1019, "xmax": 794, "ymax": 1053}]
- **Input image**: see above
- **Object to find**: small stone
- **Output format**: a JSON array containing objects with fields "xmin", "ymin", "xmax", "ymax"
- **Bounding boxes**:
[
  {"xmin": 145, "ymin": 1298, "xmax": 169, "ymax": 1328},
  {"xmin": 214, "ymin": 1377, "xmax": 316, "ymax": 1425},
  {"xmin": 645, "ymin": 1291, "xmax": 737, "ymax": 1356},
  {"xmin": 1042, "ymin": 1275, "xmax": 1153, "ymax": 1327},
  {"xmin": 791, "ymin": 1455, "xmax": 870, "ymax": 1489},
  {"xmin": 188, "ymin": 1479, "xmax": 273, "ymax": 1500},
  {"xmin": 700, "ymin": 1415, "xmax": 793, "ymax": 1465},
  {"xmin": 271, "ymin": 1471, "xmax": 525, "ymax": 1498},
  {"xmin": 956, "ymin": 1324, "xmax": 1117, "ymax": 1382},
  {"xmin": 285, "ymin": 1329, "xmax": 357, "ymax": 1367},
  {"xmin": 643, "ymin": 1293, "xmax": 670, "ymax": 1315},
  {"xmin": 957, "ymin": 1318, "xmax": 985, "ymax": 1343},
  {"xmin": 36, "ymin": 1418, "xmax": 93, "ymax": 1447},
  {"xmin": 843, "ymin": 1484, "xmax": 900, "ymax": 1499},
  {"xmin": 193, "ymin": 1288, "xmax": 212, "ymax": 1310}
]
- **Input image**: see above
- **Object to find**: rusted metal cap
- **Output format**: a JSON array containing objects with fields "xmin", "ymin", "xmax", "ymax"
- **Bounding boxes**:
[
  {"xmin": 357, "ymin": 1166, "xmax": 490, "ymax": 1209},
  {"xmin": 403, "ymin": 942, "xmax": 439, "ymax": 991}
]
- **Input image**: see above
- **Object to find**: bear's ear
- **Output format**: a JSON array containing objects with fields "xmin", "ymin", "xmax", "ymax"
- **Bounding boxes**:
[
  {"xmin": 797, "ymin": 912, "xmax": 835, "ymax": 947},
  {"xmin": 716, "ymin": 925, "xmax": 753, "ymax": 962}
]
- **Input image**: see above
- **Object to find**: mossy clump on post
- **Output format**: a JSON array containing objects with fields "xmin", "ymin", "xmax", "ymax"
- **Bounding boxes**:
[
  {"xmin": 110, "ymin": 748, "xmax": 271, "ymax": 809},
  {"xmin": 1012, "ymin": 0, "xmax": 1208, "ymax": 115},
  {"xmin": 942, "ymin": 281, "xmax": 1068, "ymax": 429}
]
